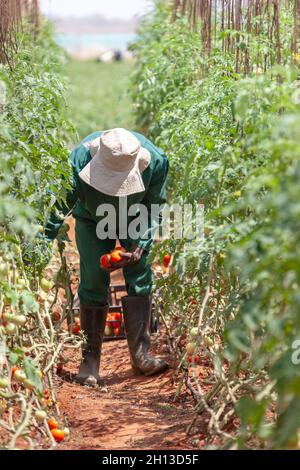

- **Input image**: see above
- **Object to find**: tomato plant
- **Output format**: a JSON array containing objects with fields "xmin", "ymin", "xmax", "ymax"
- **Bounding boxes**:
[
  {"xmin": 0, "ymin": 22, "xmax": 78, "ymax": 449},
  {"xmin": 131, "ymin": 0, "xmax": 300, "ymax": 450}
]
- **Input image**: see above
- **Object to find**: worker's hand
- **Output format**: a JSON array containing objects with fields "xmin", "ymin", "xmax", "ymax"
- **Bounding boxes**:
[{"xmin": 101, "ymin": 245, "xmax": 144, "ymax": 273}]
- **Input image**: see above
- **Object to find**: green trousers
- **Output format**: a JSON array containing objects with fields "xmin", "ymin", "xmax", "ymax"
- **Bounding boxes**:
[{"xmin": 75, "ymin": 218, "xmax": 153, "ymax": 306}]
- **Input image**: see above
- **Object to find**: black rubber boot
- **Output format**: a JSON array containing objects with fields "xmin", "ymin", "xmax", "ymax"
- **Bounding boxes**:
[
  {"xmin": 75, "ymin": 304, "xmax": 108, "ymax": 386},
  {"xmin": 122, "ymin": 295, "xmax": 168, "ymax": 376}
]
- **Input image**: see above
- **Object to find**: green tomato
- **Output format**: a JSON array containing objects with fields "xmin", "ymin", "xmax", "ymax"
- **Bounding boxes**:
[
  {"xmin": 12, "ymin": 314, "xmax": 27, "ymax": 327},
  {"xmin": 190, "ymin": 327, "xmax": 199, "ymax": 339},
  {"xmin": 0, "ymin": 377, "xmax": 9, "ymax": 389},
  {"xmin": 204, "ymin": 336, "xmax": 214, "ymax": 348},
  {"xmin": 14, "ymin": 370, "xmax": 27, "ymax": 384},
  {"xmin": 63, "ymin": 427, "xmax": 70, "ymax": 437},
  {"xmin": 17, "ymin": 279, "xmax": 27, "ymax": 288},
  {"xmin": 0, "ymin": 263, "xmax": 9, "ymax": 279},
  {"xmin": 186, "ymin": 342, "xmax": 197, "ymax": 355},
  {"xmin": 35, "ymin": 409, "xmax": 47, "ymax": 422},
  {"xmin": 283, "ymin": 433, "xmax": 299, "ymax": 449},
  {"xmin": 5, "ymin": 323, "xmax": 17, "ymax": 335},
  {"xmin": 40, "ymin": 278, "xmax": 52, "ymax": 293},
  {"xmin": 23, "ymin": 378, "xmax": 35, "ymax": 391},
  {"xmin": 3, "ymin": 312, "xmax": 14, "ymax": 323}
]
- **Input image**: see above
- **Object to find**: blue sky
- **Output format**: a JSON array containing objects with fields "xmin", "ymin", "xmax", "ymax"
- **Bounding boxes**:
[{"xmin": 40, "ymin": 0, "xmax": 152, "ymax": 20}]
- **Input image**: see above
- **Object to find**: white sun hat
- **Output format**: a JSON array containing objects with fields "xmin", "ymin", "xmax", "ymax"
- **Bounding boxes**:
[{"xmin": 79, "ymin": 128, "xmax": 151, "ymax": 197}]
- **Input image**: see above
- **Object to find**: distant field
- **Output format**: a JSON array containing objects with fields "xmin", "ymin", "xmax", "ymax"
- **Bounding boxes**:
[{"xmin": 66, "ymin": 59, "xmax": 135, "ymax": 142}]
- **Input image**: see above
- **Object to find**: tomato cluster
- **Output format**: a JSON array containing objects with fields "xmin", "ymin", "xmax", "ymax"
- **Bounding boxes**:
[
  {"xmin": 67, "ymin": 316, "xmax": 81, "ymax": 335},
  {"xmin": 105, "ymin": 312, "xmax": 124, "ymax": 338},
  {"xmin": 48, "ymin": 418, "xmax": 69, "ymax": 443},
  {"xmin": 100, "ymin": 246, "xmax": 126, "ymax": 269}
]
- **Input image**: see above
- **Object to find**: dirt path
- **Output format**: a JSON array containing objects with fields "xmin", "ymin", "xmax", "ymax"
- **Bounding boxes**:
[
  {"xmin": 56, "ymin": 342, "xmax": 199, "ymax": 450},
  {"xmin": 53, "ymin": 220, "xmax": 202, "ymax": 451}
]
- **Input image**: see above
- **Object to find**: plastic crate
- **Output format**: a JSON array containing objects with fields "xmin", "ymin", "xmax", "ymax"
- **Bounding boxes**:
[
  {"xmin": 72, "ymin": 284, "xmax": 159, "ymax": 342},
  {"xmin": 105, "ymin": 284, "xmax": 159, "ymax": 341},
  {"xmin": 104, "ymin": 284, "xmax": 126, "ymax": 341}
]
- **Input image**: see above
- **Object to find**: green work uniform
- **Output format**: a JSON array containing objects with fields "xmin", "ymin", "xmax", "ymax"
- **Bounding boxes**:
[{"xmin": 45, "ymin": 131, "xmax": 169, "ymax": 306}]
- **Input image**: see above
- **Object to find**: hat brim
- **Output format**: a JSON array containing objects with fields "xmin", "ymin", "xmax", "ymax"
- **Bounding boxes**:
[{"xmin": 78, "ymin": 146, "xmax": 151, "ymax": 197}]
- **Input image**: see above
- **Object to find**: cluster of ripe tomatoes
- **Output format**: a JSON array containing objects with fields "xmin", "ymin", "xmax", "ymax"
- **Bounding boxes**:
[
  {"xmin": 105, "ymin": 312, "xmax": 124, "ymax": 338},
  {"xmin": 100, "ymin": 246, "xmax": 126, "ymax": 269},
  {"xmin": 67, "ymin": 316, "xmax": 81, "ymax": 335},
  {"xmin": 47, "ymin": 418, "xmax": 69, "ymax": 443}
]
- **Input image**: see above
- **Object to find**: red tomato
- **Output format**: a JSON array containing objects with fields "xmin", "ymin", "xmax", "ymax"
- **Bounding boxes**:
[
  {"xmin": 1, "ymin": 312, "xmax": 8, "ymax": 327},
  {"xmin": 72, "ymin": 324, "xmax": 81, "ymax": 335},
  {"xmin": 163, "ymin": 254, "xmax": 171, "ymax": 268},
  {"xmin": 51, "ymin": 307, "xmax": 61, "ymax": 322},
  {"xmin": 48, "ymin": 418, "xmax": 59, "ymax": 430},
  {"xmin": 188, "ymin": 355, "xmax": 200, "ymax": 365},
  {"xmin": 51, "ymin": 428, "xmax": 65, "ymax": 443},
  {"xmin": 43, "ymin": 389, "xmax": 51, "ymax": 399},
  {"xmin": 11, "ymin": 366, "xmax": 20, "ymax": 380},
  {"xmin": 111, "ymin": 312, "xmax": 122, "ymax": 321},
  {"xmin": 68, "ymin": 317, "xmax": 80, "ymax": 334},
  {"xmin": 114, "ymin": 327, "xmax": 121, "ymax": 336},
  {"xmin": 100, "ymin": 254, "xmax": 111, "ymax": 269},
  {"xmin": 110, "ymin": 250, "xmax": 123, "ymax": 264}
]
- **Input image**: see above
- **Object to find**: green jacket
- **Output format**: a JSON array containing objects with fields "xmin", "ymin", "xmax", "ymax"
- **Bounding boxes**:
[{"xmin": 45, "ymin": 131, "xmax": 169, "ymax": 251}]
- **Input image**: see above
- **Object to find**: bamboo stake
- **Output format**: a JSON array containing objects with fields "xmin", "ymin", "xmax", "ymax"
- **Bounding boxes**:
[
  {"xmin": 0, "ymin": 0, "xmax": 40, "ymax": 65},
  {"xmin": 170, "ymin": 0, "xmax": 293, "ymax": 70}
]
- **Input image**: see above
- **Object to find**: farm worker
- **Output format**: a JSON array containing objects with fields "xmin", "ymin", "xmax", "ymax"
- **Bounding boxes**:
[{"xmin": 45, "ymin": 128, "xmax": 169, "ymax": 386}]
